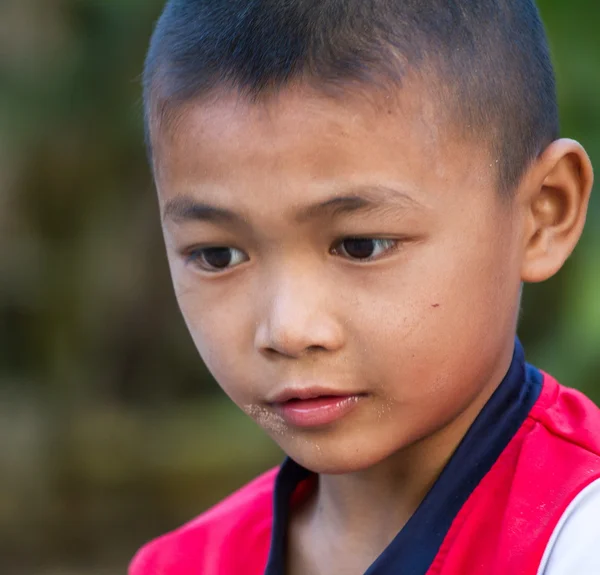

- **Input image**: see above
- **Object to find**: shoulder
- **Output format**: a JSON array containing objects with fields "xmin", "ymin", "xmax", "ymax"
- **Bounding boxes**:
[
  {"xmin": 128, "ymin": 466, "xmax": 279, "ymax": 575},
  {"xmin": 528, "ymin": 372, "xmax": 600, "ymax": 457},
  {"xmin": 538, "ymin": 477, "xmax": 600, "ymax": 574}
]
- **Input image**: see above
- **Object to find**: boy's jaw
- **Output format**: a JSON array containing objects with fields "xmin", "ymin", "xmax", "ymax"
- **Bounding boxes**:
[{"xmin": 155, "ymin": 83, "xmax": 525, "ymax": 474}]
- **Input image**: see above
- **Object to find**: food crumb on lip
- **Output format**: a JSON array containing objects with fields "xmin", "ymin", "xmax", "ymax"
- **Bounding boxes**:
[{"xmin": 242, "ymin": 403, "xmax": 288, "ymax": 435}]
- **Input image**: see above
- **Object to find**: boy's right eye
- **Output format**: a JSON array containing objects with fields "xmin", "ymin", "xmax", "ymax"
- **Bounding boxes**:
[{"xmin": 186, "ymin": 247, "xmax": 248, "ymax": 272}]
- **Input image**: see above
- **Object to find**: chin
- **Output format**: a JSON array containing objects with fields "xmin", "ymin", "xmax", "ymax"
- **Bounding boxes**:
[{"xmin": 281, "ymin": 438, "xmax": 395, "ymax": 475}]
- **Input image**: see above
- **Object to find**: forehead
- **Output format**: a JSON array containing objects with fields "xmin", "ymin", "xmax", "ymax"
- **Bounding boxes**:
[{"xmin": 152, "ymin": 82, "xmax": 494, "ymax": 211}]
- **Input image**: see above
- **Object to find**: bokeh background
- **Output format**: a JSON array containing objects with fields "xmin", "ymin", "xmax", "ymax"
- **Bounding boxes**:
[{"xmin": 0, "ymin": 1, "xmax": 598, "ymax": 573}]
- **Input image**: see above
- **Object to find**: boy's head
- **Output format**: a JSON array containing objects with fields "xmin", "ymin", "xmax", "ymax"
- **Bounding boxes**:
[
  {"xmin": 145, "ymin": 0, "xmax": 560, "ymax": 194},
  {"xmin": 144, "ymin": 1, "xmax": 593, "ymax": 473}
]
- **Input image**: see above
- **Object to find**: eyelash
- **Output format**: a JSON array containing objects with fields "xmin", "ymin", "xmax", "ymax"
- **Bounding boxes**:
[
  {"xmin": 185, "ymin": 246, "xmax": 248, "ymax": 273},
  {"xmin": 185, "ymin": 237, "xmax": 401, "ymax": 273},
  {"xmin": 330, "ymin": 238, "xmax": 399, "ymax": 261}
]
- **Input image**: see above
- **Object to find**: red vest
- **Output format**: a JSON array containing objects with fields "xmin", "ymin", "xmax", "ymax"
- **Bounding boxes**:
[{"xmin": 129, "ymin": 372, "xmax": 600, "ymax": 575}]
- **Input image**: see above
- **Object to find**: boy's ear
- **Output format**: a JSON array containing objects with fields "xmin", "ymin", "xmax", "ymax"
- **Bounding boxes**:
[{"xmin": 519, "ymin": 138, "xmax": 594, "ymax": 283}]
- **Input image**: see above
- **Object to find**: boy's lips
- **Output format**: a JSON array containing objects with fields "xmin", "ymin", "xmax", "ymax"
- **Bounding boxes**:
[{"xmin": 267, "ymin": 386, "xmax": 368, "ymax": 427}]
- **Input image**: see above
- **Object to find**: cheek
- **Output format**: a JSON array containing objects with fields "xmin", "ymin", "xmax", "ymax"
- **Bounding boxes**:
[
  {"xmin": 171, "ymin": 271, "xmax": 256, "ymax": 399},
  {"xmin": 355, "ymin": 223, "xmax": 519, "ymax": 396},
  {"xmin": 426, "ymin": 211, "xmax": 519, "ymax": 322}
]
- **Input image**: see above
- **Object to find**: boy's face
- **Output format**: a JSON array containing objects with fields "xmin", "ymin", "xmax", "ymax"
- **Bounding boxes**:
[{"xmin": 153, "ymin": 83, "xmax": 525, "ymax": 473}]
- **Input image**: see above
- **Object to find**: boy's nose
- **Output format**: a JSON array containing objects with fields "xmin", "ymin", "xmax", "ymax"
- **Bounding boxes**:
[{"xmin": 254, "ymin": 273, "xmax": 344, "ymax": 359}]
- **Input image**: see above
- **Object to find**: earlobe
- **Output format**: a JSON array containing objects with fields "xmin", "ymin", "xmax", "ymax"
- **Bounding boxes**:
[{"xmin": 520, "ymin": 139, "xmax": 594, "ymax": 283}]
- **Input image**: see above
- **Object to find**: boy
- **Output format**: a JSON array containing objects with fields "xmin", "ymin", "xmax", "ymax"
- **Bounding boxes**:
[{"xmin": 130, "ymin": 0, "xmax": 597, "ymax": 573}]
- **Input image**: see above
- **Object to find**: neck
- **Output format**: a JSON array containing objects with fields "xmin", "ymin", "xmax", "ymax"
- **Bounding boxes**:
[{"xmin": 313, "ymin": 420, "xmax": 461, "ymax": 549}]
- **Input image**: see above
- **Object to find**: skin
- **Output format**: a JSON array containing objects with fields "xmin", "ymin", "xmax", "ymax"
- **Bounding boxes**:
[{"xmin": 151, "ymin": 81, "xmax": 593, "ymax": 574}]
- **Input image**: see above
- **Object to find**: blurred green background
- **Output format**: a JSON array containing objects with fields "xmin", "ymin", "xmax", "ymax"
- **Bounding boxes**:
[{"xmin": 0, "ymin": 1, "xmax": 598, "ymax": 573}]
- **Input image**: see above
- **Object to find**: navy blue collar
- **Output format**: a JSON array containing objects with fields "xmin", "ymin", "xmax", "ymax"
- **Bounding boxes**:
[{"xmin": 264, "ymin": 339, "xmax": 543, "ymax": 575}]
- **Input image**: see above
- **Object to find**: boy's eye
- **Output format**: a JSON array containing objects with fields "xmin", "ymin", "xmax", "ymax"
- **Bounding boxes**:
[
  {"xmin": 332, "ymin": 238, "xmax": 398, "ymax": 261},
  {"xmin": 187, "ymin": 247, "xmax": 248, "ymax": 272}
]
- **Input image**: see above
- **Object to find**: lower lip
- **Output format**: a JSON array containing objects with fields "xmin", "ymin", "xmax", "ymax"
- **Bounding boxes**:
[{"xmin": 273, "ymin": 395, "xmax": 364, "ymax": 428}]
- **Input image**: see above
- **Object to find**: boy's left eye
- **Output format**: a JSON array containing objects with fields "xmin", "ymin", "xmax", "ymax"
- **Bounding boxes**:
[{"xmin": 331, "ymin": 238, "xmax": 398, "ymax": 261}]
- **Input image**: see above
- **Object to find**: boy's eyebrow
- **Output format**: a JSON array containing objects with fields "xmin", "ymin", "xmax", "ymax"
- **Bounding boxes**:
[
  {"xmin": 162, "ymin": 185, "xmax": 424, "ymax": 225},
  {"xmin": 294, "ymin": 186, "xmax": 424, "ymax": 223},
  {"xmin": 162, "ymin": 196, "xmax": 246, "ymax": 225}
]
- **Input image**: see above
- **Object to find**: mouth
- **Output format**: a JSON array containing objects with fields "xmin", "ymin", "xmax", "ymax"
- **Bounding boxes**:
[{"xmin": 268, "ymin": 387, "xmax": 368, "ymax": 428}]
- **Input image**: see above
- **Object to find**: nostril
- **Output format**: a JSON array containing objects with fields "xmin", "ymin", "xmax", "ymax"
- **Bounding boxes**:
[
  {"xmin": 261, "ymin": 343, "xmax": 327, "ymax": 359},
  {"xmin": 306, "ymin": 344, "xmax": 327, "ymax": 353}
]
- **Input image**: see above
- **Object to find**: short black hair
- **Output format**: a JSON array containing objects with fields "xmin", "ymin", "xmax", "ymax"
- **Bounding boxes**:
[{"xmin": 143, "ymin": 0, "xmax": 559, "ymax": 194}]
